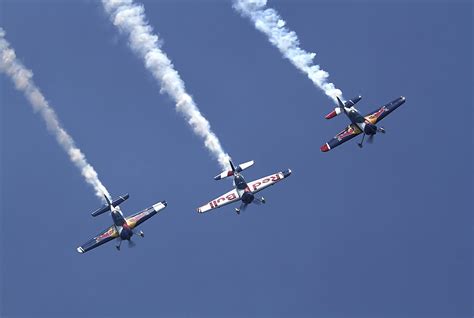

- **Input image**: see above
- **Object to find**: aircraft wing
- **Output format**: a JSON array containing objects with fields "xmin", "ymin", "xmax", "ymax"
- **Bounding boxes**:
[
  {"xmin": 248, "ymin": 170, "xmax": 292, "ymax": 194},
  {"xmin": 77, "ymin": 225, "xmax": 118, "ymax": 254},
  {"xmin": 126, "ymin": 201, "xmax": 167, "ymax": 228},
  {"xmin": 364, "ymin": 96, "xmax": 406, "ymax": 124},
  {"xmin": 321, "ymin": 123, "xmax": 362, "ymax": 152},
  {"xmin": 197, "ymin": 189, "xmax": 240, "ymax": 213}
]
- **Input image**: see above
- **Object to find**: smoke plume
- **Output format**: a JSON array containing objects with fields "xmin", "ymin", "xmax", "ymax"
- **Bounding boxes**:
[
  {"xmin": 101, "ymin": 0, "xmax": 230, "ymax": 170},
  {"xmin": 0, "ymin": 28, "xmax": 111, "ymax": 201},
  {"xmin": 233, "ymin": 0, "xmax": 343, "ymax": 102}
]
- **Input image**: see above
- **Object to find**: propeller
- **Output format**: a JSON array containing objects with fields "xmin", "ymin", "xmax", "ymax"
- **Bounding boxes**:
[
  {"xmin": 367, "ymin": 134, "xmax": 375, "ymax": 144},
  {"xmin": 368, "ymin": 126, "xmax": 385, "ymax": 144},
  {"xmin": 253, "ymin": 197, "xmax": 265, "ymax": 205},
  {"xmin": 127, "ymin": 239, "xmax": 136, "ymax": 248}
]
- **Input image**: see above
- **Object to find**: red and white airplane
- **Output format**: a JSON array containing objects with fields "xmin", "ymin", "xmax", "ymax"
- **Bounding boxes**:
[{"xmin": 197, "ymin": 160, "xmax": 292, "ymax": 214}]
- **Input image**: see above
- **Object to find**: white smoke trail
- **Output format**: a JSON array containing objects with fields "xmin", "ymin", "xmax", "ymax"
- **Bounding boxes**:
[
  {"xmin": 0, "ymin": 28, "xmax": 111, "ymax": 202},
  {"xmin": 233, "ymin": 0, "xmax": 343, "ymax": 103},
  {"xmin": 101, "ymin": 0, "xmax": 230, "ymax": 170}
]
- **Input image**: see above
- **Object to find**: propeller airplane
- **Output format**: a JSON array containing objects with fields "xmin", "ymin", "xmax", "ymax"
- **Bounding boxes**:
[
  {"xmin": 197, "ymin": 159, "xmax": 291, "ymax": 214},
  {"xmin": 321, "ymin": 95, "xmax": 406, "ymax": 151},
  {"xmin": 77, "ymin": 193, "xmax": 167, "ymax": 253}
]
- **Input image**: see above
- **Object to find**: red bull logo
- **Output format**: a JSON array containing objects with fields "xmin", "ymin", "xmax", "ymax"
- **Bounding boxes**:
[
  {"xmin": 209, "ymin": 192, "xmax": 238, "ymax": 209},
  {"xmin": 337, "ymin": 126, "xmax": 356, "ymax": 141},
  {"xmin": 251, "ymin": 174, "xmax": 281, "ymax": 191},
  {"xmin": 95, "ymin": 228, "xmax": 116, "ymax": 242},
  {"xmin": 366, "ymin": 106, "xmax": 388, "ymax": 123}
]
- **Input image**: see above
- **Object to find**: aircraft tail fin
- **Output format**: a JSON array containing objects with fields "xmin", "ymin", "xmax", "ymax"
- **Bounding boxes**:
[
  {"xmin": 214, "ymin": 160, "xmax": 255, "ymax": 180},
  {"xmin": 229, "ymin": 160, "xmax": 236, "ymax": 172},
  {"xmin": 91, "ymin": 193, "xmax": 130, "ymax": 217},
  {"xmin": 325, "ymin": 95, "xmax": 362, "ymax": 119}
]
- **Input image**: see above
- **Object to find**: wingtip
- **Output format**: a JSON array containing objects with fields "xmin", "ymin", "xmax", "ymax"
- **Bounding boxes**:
[
  {"xmin": 325, "ymin": 110, "xmax": 337, "ymax": 119},
  {"xmin": 77, "ymin": 247, "xmax": 85, "ymax": 254},
  {"xmin": 320, "ymin": 143, "xmax": 330, "ymax": 152}
]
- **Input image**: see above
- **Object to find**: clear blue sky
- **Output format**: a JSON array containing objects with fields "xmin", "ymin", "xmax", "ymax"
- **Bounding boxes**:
[{"xmin": 1, "ymin": 1, "xmax": 472, "ymax": 317}]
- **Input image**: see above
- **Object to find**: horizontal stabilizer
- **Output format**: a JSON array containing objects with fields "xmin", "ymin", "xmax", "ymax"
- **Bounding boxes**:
[
  {"xmin": 344, "ymin": 95, "xmax": 362, "ymax": 108},
  {"xmin": 91, "ymin": 193, "xmax": 130, "ymax": 217},
  {"xmin": 325, "ymin": 107, "xmax": 343, "ymax": 119},
  {"xmin": 214, "ymin": 170, "xmax": 235, "ymax": 181},
  {"xmin": 238, "ymin": 160, "xmax": 254, "ymax": 172},
  {"xmin": 214, "ymin": 160, "xmax": 254, "ymax": 180},
  {"xmin": 325, "ymin": 95, "xmax": 362, "ymax": 119}
]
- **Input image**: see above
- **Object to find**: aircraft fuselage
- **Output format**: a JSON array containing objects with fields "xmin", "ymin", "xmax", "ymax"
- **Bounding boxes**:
[
  {"xmin": 111, "ymin": 210, "xmax": 133, "ymax": 240},
  {"xmin": 345, "ymin": 107, "xmax": 378, "ymax": 135},
  {"xmin": 233, "ymin": 174, "xmax": 255, "ymax": 204}
]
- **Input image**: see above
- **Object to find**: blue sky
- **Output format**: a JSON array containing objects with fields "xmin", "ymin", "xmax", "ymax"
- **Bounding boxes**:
[{"xmin": 1, "ymin": 1, "xmax": 472, "ymax": 317}]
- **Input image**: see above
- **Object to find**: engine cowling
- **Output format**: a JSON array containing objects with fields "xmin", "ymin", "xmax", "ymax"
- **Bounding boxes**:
[{"xmin": 363, "ymin": 123, "xmax": 377, "ymax": 135}]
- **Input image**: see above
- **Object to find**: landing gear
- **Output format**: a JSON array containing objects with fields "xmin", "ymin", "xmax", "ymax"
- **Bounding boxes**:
[
  {"xmin": 358, "ymin": 133, "xmax": 366, "ymax": 148},
  {"xmin": 378, "ymin": 127, "xmax": 386, "ymax": 134},
  {"xmin": 115, "ymin": 238, "xmax": 122, "ymax": 251},
  {"xmin": 236, "ymin": 202, "xmax": 247, "ymax": 214},
  {"xmin": 261, "ymin": 197, "xmax": 266, "ymax": 204},
  {"xmin": 138, "ymin": 230, "xmax": 144, "ymax": 238}
]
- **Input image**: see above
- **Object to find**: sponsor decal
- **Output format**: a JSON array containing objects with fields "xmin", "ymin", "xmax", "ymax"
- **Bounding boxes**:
[
  {"xmin": 210, "ymin": 192, "xmax": 238, "ymax": 208},
  {"xmin": 251, "ymin": 174, "xmax": 281, "ymax": 191},
  {"xmin": 206, "ymin": 173, "xmax": 282, "ymax": 209},
  {"xmin": 367, "ymin": 106, "xmax": 388, "ymax": 123},
  {"xmin": 337, "ymin": 126, "xmax": 355, "ymax": 141},
  {"xmin": 96, "ymin": 228, "xmax": 116, "ymax": 242},
  {"xmin": 128, "ymin": 210, "xmax": 149, "ymax": 225}
]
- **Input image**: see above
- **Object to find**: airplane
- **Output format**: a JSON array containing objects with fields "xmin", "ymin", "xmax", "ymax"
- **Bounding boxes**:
[
  {"xmin": 320, "ymin": 95, "xmax": 406, "ymax": 152},
  {"xmin": 197, "ymin": 159, "xmax": 291, "ymax": 214},
  {"xmin": 77, "ymin": 193, "xmax": 167, "ymax": 253}
]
